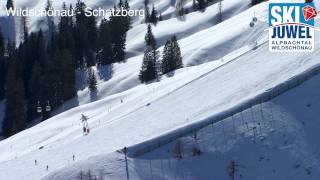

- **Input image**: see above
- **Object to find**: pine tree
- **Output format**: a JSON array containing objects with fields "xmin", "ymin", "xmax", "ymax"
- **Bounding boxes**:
[
  {"xmin": 20, "ymin": 14, "xmax": 28, "ymax": 43},
  {"xmin": 86, "ymin": 11, "xmax": 98, "ymax": 67},
  {"xmin": 161, "ymin": 35, "xmax": 183, "ymax": 75},
  {"xmin": 74, "ymin": 0, "xmax": 88, "ymax": 68},
  {"xmin": 29, "ymin": 62, "xmax": 44, "ymax": 121},
  {"xmin": 87, "ymin": 68, "xmax": 97, "ymax": 92},
  {"xmin": 217, "ymin": 0, "xmax": 223, "ymax": 23},
  {"xmin": 0, "ymin": 27, "xmax": 5, "ymax": 100},
  {"xmin": 159, "ymin": 13, "xmax": 163, "ymax": 21},
  {"xmin": 150, "ymin": 6, "xmax": 158, "ymax": 25},
  {"xmin": 57, "ymin": 3, "xmax": 75, "ymax": 61},
  {"xmin": 192, "ymin": 0, "xmax": 197, "ymax": 11},
  {"xmin": 60, "ymin": 50, "xmax": 76, "ymax": 100},
  {"xmin": 145, "ymin": 24, "xmax": 156, "ymax": 49},
  {"xmin": 124, "ymin": 0, "xmax": 131, "ymax": 31},
  {"xmin": 176, "ymin": 0, "xmax": 185, "ymax": 16},
  {"xmin": 196, "ymin": 0, "xmax": 206, "ymax": 10},
  {"xmin": 3, "ymin": 52, "xmax": 27, "ymax": 137},
  {"xmin": 139, "ymin": 25, "xmax": 159, "ymax": 83},
  {"xmin": 6, "ymin": 0, "xmax": 14, "ymax": 10},
  {"xmin": 251, "ymin": 0, "xmax": 265, "ymax": 6},
  {"xmin": 109, "ymin": 12, "xmax": 127, "ymax": 63},
  {"xmin": 161, "ymin": 40, "xmax": 171, "ymax": 74},
  {"xmin": 144, "ymin": 5, "xmax": 150, "ymax": 23},
  {"xmin": 139, "ymin": 47, "xmax": 159, "ymax": 83},
  {"xmin": 171, "ymin": 35, "xmax": 183, "ymax": 69},
  {"xmin": 45, "ymin": 0, "xmax": 55, "ymax": 39},
  {"xmin": 98, "ymin": 19, "xmax": 113, "ymax": 65}
]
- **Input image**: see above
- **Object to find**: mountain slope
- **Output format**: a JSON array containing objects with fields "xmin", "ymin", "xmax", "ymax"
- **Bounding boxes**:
[
  {"xmin": 0, "ymin": 1, "xmax": 320, "ymax": 180},
  {"xmin": 47, "ymin": 73, "xmax": 320, "ymax": 180}
]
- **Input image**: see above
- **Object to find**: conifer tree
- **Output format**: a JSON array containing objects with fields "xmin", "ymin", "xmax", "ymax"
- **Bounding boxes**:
[
  {"xmin": 60, "ymin": 50, "xmax": 76, "ymax": 100},
  {"xmin": 74, "ymin": 0, "xmax": 88, "ymax": 68},
  {"xmin": 139, "ymin": 47, "xmax": 158, "ymax": 83},
  {"xmin": 3, "ymin": 52, "xmax": 27, "ymax": 137},
  {"xmin": 196, "ymin": 0, "xmax": 206, "ymax": 10},
  {"xmin": 161, "ymin": 35, "xmax": 183, "ymax": 75},
  {"xmin": 109, "ymin": 11, "xmax": 127, "ymax": 63},
  {"xmin": 251, "ymin": 0, "xmax": 265, "ymax": 6},
  {"xmin": 124, "ymin": 0, "xmax": 131, "ymax": 31},
  {"xmin": 0, "ymin": 27, "xmax": 5, "ymax": 100},
  {"xmin": 86, "ymin": 11, "xmax": 98, "ymax": 67},
  {"xmin": 144, "ymin": 5, "xmax": 150, "ymax": 23},
  {"xmin": 139, "ymin": 25, "xmax": 159, "ymax": 83},
  {"xmin": 87, "ymin": 68, "xmax": 97, "ymax": 92},
  {"xmin": 145, "ymin": 24, "xmax": 156, "ymax": 49},
  {"xmin": 6, "ymin": 0, "xmax": 14, "ymax": 10},
  {"xmin": 159, "ymin": 13, "xmax": 163, "ymax": 21},
  {"xmin": 45, "ymin": 0, "xmax": 55, "ymax": 39},
  {"xmin": 29, "ymin": 62, "xmax": 44, "ymax": 121},
  {"xmin": 150, "ymin": 6, "xmax": 158, "ymax": 25},
  {"xmin": 98, "ymin": 19, "xmax": 113, "ymax": 65},
  {"xmin": 171, "ymin": 36, "xmax": 183, "ymax": 69},
  {"xmin": 20, "ymin": 15, "xmax": 28, "ymax": 43}
]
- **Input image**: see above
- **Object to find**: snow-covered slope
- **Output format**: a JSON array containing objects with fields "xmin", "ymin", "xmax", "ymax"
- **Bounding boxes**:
[
  {"xmin": 0, "ymin": 0, "xmax": 320, "ymax": 180},
  {"xmin": 47, "ymin": 73, "xmax": 320, "ymax": 180}
]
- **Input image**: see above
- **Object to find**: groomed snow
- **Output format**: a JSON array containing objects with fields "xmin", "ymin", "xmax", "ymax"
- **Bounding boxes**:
[{"xmin": 0, "ymin": 0, "xmax": 319, "ymax": 180}]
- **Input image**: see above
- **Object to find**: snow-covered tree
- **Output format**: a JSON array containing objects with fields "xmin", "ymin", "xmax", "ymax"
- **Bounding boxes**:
[
  {"xmin": 161, "ymin": 35, "xmax": 183, "ymax": 75},
  {"xmin": 150, "ymin": 6, "xmax": 158, "ymax": 25}
]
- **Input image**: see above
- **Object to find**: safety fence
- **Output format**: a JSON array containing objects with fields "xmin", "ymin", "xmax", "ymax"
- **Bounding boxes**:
[{"xmin": 128, "ymin": 63, "xmax": 320, "ymax": 158}]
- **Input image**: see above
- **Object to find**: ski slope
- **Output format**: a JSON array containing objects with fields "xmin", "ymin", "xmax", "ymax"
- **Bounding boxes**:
[
  {"xmin": 47, "ymin": 73, "xmax": 320, "ymax": 180},
  {"xmin": 0, "ymin": 0, "xmax": 320, "ymax": 179}
]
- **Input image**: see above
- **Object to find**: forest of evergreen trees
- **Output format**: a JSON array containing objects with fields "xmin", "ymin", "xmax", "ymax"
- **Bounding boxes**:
[
  {"xmin": 0, "ymin": 0, "xmax": 130, "ymax": 137},
  {"xmin": 0, "ymin": 0, "xmax": 264, "ymax": 138},
  {"xmin": 0, "ymin": 0, "xmax": 184, "ymax": 138}
]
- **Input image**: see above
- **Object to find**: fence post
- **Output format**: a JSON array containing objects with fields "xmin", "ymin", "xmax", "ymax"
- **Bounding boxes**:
[{"xmin": 124, "ymin": 147, "xmax": 130, "ymax": 180}]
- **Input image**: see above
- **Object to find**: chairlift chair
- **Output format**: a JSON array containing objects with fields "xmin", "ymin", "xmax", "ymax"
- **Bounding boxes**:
[
  {"xmin": 249, "ymin": 21, "xmax": 255, "ymax": 27},
  {"xmin": 45, "ymin": 101, "xmax": 51, "ymax": 112},
  {"xmin": 37, "ymin": 101, "xmax": 42, "ymax": 113},
  {"xmin": 252, "ymin": 17, "xmax": 258, "ymax": 22}
]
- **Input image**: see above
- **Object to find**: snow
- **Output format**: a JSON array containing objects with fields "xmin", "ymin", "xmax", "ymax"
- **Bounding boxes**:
[
  {"xmin": 45, "ymin": 56, "xmax": 320, "ymax": 180},
  {"xmin": 0, "ymin": 0, "xmax": 320, "ymax": 179}
]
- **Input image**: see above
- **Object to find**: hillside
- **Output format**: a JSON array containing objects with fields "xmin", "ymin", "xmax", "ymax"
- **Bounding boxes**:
[
  {"xmin": 48, "ymin": 72, "xmax": 320, "ymax": 180},
  {"xmin": 0, "ymin": 0, "xmax": 320, "ymax": 180}
]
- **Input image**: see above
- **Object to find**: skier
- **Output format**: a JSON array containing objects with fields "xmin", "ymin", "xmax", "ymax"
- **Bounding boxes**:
[
  {"xmin": 80, "ymin": 114, "xmax": 89, "ymax": 135},
  {"xmin": 73, "ymin": 155, "xmax": 75, "ymax": 161},
  {"xmin": 34, "ymin": 160, "xmax": 37, "ymax": 166},
  {"xmin": 46, "ymin": 165, "xmax": 49, "ymax": 171}
]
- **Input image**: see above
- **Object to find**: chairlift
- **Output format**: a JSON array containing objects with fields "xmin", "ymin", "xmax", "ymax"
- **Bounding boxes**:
[
  {"xmin": 37, "ymin": 101, "xmax": 42, "ymax": 113},
  {"xmin": 252, "ymin": 17, "xmax": 258, "ymax": 22},
  {"xmin": 45, "ymin": 101, "xmax": 51, "ymax": 112},
  {"xmin": 249, "ymin": 21, "xmax": 255, "ymax": 27}
]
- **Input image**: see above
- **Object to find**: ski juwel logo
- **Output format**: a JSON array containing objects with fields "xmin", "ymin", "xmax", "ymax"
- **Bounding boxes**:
[{"xmin": 269, "ymin": 3, "xmax": 317, "ymax": 52}]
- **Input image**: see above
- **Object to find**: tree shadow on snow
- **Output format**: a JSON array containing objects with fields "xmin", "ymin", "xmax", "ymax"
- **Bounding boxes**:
[{"xmin": 97, "ymin": 65, "xmax": 113, "ymax": 81}]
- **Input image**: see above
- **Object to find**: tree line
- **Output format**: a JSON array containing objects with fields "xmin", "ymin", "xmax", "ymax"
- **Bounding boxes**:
[
  {"xmin": 0, "ymin": 0, "xmax": 130, "ymax": 137},
  {"xmin": 139, "ymin": 24, "xmax": 183, "ymax": 83}
]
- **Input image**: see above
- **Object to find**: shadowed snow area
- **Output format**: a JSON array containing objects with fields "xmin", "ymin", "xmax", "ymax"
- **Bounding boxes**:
[{"xmin": 0, "ymin": 0, "xmax": 319, "ymax": 180}]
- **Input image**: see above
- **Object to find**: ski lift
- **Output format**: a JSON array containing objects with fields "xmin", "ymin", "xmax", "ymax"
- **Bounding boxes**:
[
  {"xmin": 252, "ymin": 16, "xmax": 258, "ymax": 22},
  {"xmin": 249, "ymin": 21, "xmax": 255, "ymax": 27},
  {"xmin": 4, "ymin": 50, "xmax": 9, "ymax": 58},
  {"xmin": 36, "ymin": 101, "xmax": 42, "ymax": 113},
  {"xmin": 45, "ymin": 101, "xmax": 51, "ymax": 112}
]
